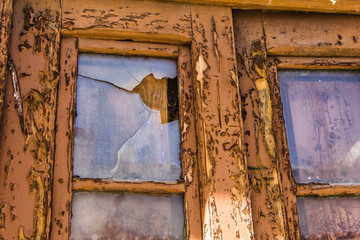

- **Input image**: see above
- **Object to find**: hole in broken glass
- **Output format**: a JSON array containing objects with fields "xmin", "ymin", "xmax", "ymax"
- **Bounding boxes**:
[{"xmin": 73, "ymin": 54, "xmax": 181, "ymax": 181}]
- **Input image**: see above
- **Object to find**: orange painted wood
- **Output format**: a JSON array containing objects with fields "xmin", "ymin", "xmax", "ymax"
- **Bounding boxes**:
[
  {"xmin": 72, "ymin": 178, "xmax": 186, "ymax": 194},
  {"xmin": 0, "ymin": 0, "xmax": 61, "ymax": 239},
  {"xmin": 0, "ymin": 0, "xmax": 13, "ymax": 130},
  {"xmin": 165, "ymin": 0, "xmax": 360, "ymax": 15},
  {"xmin": 297, "ymin": 184, "xmax": 360, "ymax": 197},
  {"xmin": 78, "ymin": 38, "xmax": 179, "ymax": 58},
  {"xmin": 191, "ymin": 4, "xmax": 254, "ymax": 239}
]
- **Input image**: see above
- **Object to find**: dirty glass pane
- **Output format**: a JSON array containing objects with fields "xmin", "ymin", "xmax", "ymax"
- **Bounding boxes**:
[
  {"xmin": 279, "ymin": 71, "xmax": 360, "ymax": 183},
  {"xmin": 297, "ymin": 197, "xmax": 360, "ymax": 239},
  {"xmin": 73, "ymin": 53, "xmax": 181, "ymax": 181},
  {"xmin": 70, "ymin": 192, "xmax": 185, "ymax": 240}
]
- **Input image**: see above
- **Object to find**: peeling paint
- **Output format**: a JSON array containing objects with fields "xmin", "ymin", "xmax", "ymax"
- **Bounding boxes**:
[{"xmin": 195, "ymin": 51, "xmax": 208, "ymax": 99}]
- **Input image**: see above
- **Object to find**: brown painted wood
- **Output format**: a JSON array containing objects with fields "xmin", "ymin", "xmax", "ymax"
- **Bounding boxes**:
[
  {"xmin": 263, "ymin": 12, "xmax": 360, "ymax": 57},
  {"xmin": 73, "ymin": 178, "xmax": 186, "ymax": 194},
  {"xmin": 266, "ymin": 59, "xmax": 301, "ymax": 240},
  {"xmin": 0, "ymin": 0, "xmax": 13, "ymax": 131},
  {"xmin": 297, "ymin": 184, "xmax": 360, "ymax": 197},
  {"xmin": 233, "ymin": 11, "xmax": 291, "ymax": 240},
  {"xmin": 162, "ymin": 0, "xmax": 360, "ymax": 15},
  {"xmin": 0, "ymin": 0, "xmax": 61, "ymax": 239},
  {"xmin": 61, "ymin": 0, "xmax": 192, "ymax": 44},
  {"xmin": 50, "ymin": 38, "xmax": 78, "ymax": 240},
  {"xmin": 78, "ymin": 38, "xmax": 179, "ymax": 58},
  {"xmin": 51, "ymin": 38, "xmax": 202, "ymax": 239},
  {"xmin": 177, "ymin": 45, "xmax": 202, "ymax": 239},
  {"xmin": 274, "ymin": 56, "xmax": 360, "ymax": 69},
  {"xmin": 191, "ymin": 5, "xmax": 254, "ymax": 239}
]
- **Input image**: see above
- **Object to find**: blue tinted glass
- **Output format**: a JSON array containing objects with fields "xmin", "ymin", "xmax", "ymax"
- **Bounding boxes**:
[
  {"xmin": 73, "ymin": 53, "xmax": 181, "ymax": 181},
  {"xmin": 279, "ymin": 71, "xmax": 360, "ymax": 183}
]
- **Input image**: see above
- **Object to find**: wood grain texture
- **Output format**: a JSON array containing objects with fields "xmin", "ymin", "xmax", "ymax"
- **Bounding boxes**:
[
  {"xmin": 61, "ymin": 0, "xmax": 192, "ymax": 44},
  {"xmin": 0, "ymin": 0, "xmax": 61, "ymax": 239},
  {"xmin": 0, "ymin": 0, "xmax": 13, "ymax": 131},
  {"xmin": 191, "ymin": 5, "xmax": 254, "ymax": 239}
]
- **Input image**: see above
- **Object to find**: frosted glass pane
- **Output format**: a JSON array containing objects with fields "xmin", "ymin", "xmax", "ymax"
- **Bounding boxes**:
[
  {"xmin": 70, "ymin": 192, "xmax": 185, "ymax": 240},
  {"xmin": 297, "ymin": 197, "xmax": 360, "ymax": 239},
  {"xmin": 73, "ymin": 53, "xmax": 181, "ymax": 181},
  {"xmin": 279, "ymin": 71, "xmax": 360, "ymax": 183}
]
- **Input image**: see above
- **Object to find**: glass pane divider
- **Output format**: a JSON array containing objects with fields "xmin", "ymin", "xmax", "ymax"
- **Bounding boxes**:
[
  {"xmin": 296, "ymin": 183, "xmax": 360, "ymax": 197},
  {"xmin": 72, "ymin": 177, "xmax": 186, "ymax": 194}
]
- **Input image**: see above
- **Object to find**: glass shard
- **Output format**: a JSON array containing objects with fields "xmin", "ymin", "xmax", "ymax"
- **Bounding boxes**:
[
  {"xmin": 297, "ymin": 197, "xmax": 360, "ymax": 240},
  {"xmin": 73, "ymin": 53, "xmax": 181, "ymax": 181},
  {"xmin": 70, "ymin": 192, "xmax": 185, "ymax": 240},
  {"xmin": 279, "ymin": 71, "xmax": 360, "ymax": 183}
]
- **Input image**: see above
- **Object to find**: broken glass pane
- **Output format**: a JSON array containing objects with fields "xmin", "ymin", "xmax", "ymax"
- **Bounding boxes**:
[
  {"xmin": 73, "ymin": 53, "xmax": 181, "ymax": 181},
  {"xmin": 297, "ymin": 197, "xmax": 360, "ymax": 239},
  {"xmin": 279, "ymin": 71, "xmax": 360, "ymax": 184},
  {"xmin": 70, "ymin": 192, "xmax": 185, "ymax": 240}
]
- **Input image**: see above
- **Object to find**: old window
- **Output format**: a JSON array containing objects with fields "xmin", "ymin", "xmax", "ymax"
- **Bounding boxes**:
[
  {"xmin": 277, "ymin": 64, "xmax": 360, "ymax": 239},
  {"xmin": 52, "ymin": 38, "xmax": 201, "ymax": 239},
  {"xmin": 234, "ymin": 10, "xmax": 360, "ymax": 239}
]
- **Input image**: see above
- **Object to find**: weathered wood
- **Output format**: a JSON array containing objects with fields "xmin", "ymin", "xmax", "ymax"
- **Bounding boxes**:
[
  {"xmin": 50, "ymin": 38, "xmax": 77, "ymax": 240},
  {"xmin": 61, "ymin": 0, "xmax": 192, "ymax": 44},
  {"xmin": 51, "ymin": 38, "xmax": 202, "ymax": 239},
  {"xmin": 263, "ymin": 12, "xmax": 360, "ymax": 57},
  {"xmin": 0, "ymin": 0, "xmax": 13, "ymax": 129},
  {"xmin": 268, "ymin": 47, "xmax": 360, "ymax": 57},
  {"xmin": 163, "ymin": 0, "xmax": 360, "ymax": 15},
  {"xmin": 266, "ymin": 59, "xmax": 301, "ymax": 240},
  {"xmin": 73, "ymin": 178, "xmax": 186, "ymax": 194},
  {"xmin": 62, "ymin": 29, "xmax": 191, "ymax": 45},
  {"xmin": 178, "ymin": 45, "xmax": 202, "ymax": 239},
  {"xmin": 233, "ymin": 11, "xmax": 291, "ymax": 239},
  {"xmin": 191, "ymin": 5, "xmax": 254, "ymax": 239},
  {"xmin": 274, "ymin": 56, "xmax": 360, "ymax": 69},
  {"xmin": 0, "ymin": 0, "xmax": 61, "ymax": 239},
  {"xmin": 297, "ymin": 184, "xmax": 360, "ymax": 197},
  {"xmin": 78, "ymin": 38, "xmax": 179, "ymax": 58}
]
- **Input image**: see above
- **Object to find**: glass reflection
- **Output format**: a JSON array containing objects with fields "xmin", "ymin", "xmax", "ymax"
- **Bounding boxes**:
[
  {"xmin": 73, "ymin": 53, "xmax": 181, "ymax": 181},
  {"xmin": 279, "ymin": 71, "xmax": 360, "ymax": 183},
  {"xmin": 297, "ymin": 197, "xmax": 360, "ymax": 239}
]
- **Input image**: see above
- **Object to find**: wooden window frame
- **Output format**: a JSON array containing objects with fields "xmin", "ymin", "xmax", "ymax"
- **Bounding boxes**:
[
  {"xmin": 51, "ymin": 38, "xmax": 201, "ymax": 239},
  {"xmin": 269, "ymin": 54, "xmax": 360, "ymax": 232},
  {"xmin": 272, "ymin": 55, "xmax": 360, "ymax": 197}
]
